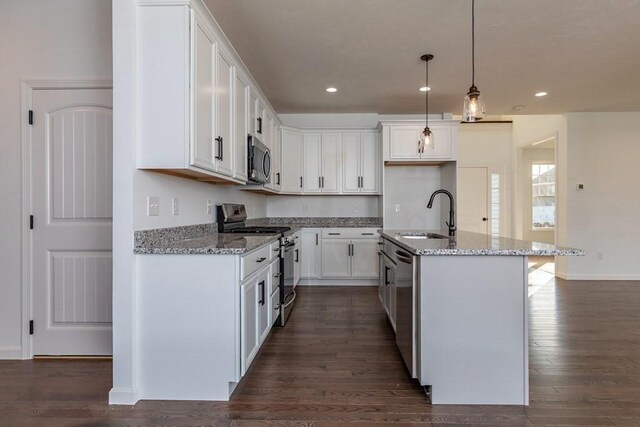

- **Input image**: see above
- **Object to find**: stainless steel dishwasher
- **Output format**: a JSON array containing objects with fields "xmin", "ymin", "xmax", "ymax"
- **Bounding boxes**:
[{"xmin": 393, "ymin": 245, "xmax": 417, "ymax": 378}]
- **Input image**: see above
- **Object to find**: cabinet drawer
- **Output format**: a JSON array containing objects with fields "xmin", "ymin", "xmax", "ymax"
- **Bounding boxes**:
[
  {"xmin": 241, "ymin": 244, "xmax": 271, "ymax": 281},
  {"xmin": 270, "ymin": 259, "xmax": 281, "ymax": 294},
  {"xmin": 269, "ymin": 241, "xmax": 281, "ymax": 260},
  {"xmin": 270, "ymin": 288, "xmax": 280, "ymax": 327},
  {"xmin": 321, "ymin": 228, "xmax": 379, "ymax": 239}
]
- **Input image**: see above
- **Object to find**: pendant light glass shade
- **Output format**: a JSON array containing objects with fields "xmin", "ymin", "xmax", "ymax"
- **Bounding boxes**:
[
  {"xmin": 463, "ymin": 85, "xmax": 485, "ymax": 122},
  {"xmin": 462, "ymin": 0, "xmax": 486, "ymax": 122},
  {"xmin": 420, "ymin": 127, "xmax": 433, "ymax": 151},
  {"xmin": 419, "ymin": 54, "xmax": 434, "ymax": 153}
]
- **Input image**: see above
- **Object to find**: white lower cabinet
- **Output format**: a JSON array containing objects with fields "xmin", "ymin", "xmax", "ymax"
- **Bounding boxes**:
[
  {"xmin": 241, "ymin": 273, "xmax": 259, "ymax": 375},
  {"xmin": 320, "ymin": 239, "xmax": 352, "ymax": 278},
  {"xmin": 300, "ymin": 229, "xmax": 320, "ymax": 278},
  {"xmin": 318, "ymin": 229, "xmax": 379, "ymax": 279},
  {"xmin": 351, "ymin": 239, "xmax": 380, "ymax": 278},
  {"xmin": 241, "ymin": 245, "xmax": 278, "ymax": 375}
]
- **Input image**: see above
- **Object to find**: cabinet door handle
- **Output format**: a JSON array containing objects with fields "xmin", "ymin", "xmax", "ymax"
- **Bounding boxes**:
[
  {"xmin": 328, "ymin": 232, "xmax": 340, "ymax": 236},
  {"xmin": 361, "ymin": 232, "xmax": 374, "ymax": 236},
  {"xmin": 215, "ymin": 136, "xmax": 223, "ymax": 160},
  {"xmin": 295, "ymin": 249, "xmax": 299, "ymax": 263},
  {"xmin": 257, "ymin": 117, "xmax": 262, "ymax": 134},
  {"xmin": 358, "ymin": 176, "xmax": 362, "ymax": 188},
  {"xmin": 276, "ymin": 172, "xmax": 280, "ymax": 185},
  {"xmin": 256, "ymin": 257, "xmax": 267, "ymax": 263},
  {"xmin": 315, "ymin": 233, "xmax": 318, "ymax": 246},
  {"xmin": 300, "ymin": 176, "xmax": 303, "ymax": 188},
  {"xmin": 321, "ymin": 176, "xmax": 325, "ymax": 188},
  {"xmin": 318, "ymin": 176, "xmax": 321, "ymax": 188},
  {"xmin": 258, "ymin": 280, "xmax": 265, "ymax": 305},
  {"xmin": 348, "ymin": 243, "xmax": 351, "ymax": 257},
  {"xmin": 350, "ymin": 243, "xmax": 354, "ymax": 256}
]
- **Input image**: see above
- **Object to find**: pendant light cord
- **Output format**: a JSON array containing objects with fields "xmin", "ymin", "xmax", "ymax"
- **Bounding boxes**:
[
  {"xmin": 471, "ymin": 0, "xmax": 475, "ymax": 87},
  {"xmin": 425, "ymin": 57, "xmax": 429, "ymax": 129}
]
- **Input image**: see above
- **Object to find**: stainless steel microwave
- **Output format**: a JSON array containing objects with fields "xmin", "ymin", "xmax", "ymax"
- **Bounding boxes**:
[{"xmin": 248, "ymin": 134, "xmax": 271, "ymax": 184}]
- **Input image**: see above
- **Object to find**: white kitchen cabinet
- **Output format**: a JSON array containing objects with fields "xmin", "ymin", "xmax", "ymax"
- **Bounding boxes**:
[
  {"xmin": 233, "ymin": 72, "xmax": 249, "ymax": 182},
  {"xmin": 303, "ymin": 133, "xmax": 341, "ymax": 193},
  {"xmin": 214, "ymin": 47, "xmax": 234, "ymax": 176},
  {"xmin": 342, "ymin": 132, "xmax": 380, "ymax": 194},
  {"xmin": 241, "ymin": 273, "xmax": 259, "ymax": 375},
  {"xmin": 320, "ymin": 229, "xmax": 380, "ymax": 279},
  {"xmin": 293, "ymin": 232, "xmax": 302, "ymax": 286},
  {"xmin": 138, "ymin": 5, "xmax": 244, "ymax": 182},
  {"xmin": 257, "ymin": 266, "xmax": 271, "ymax": 344},
  {"xmin": 351, "ymin": 239, "xmax": 380, "ymax": 278},
  {"xmin": 280, "ymin": 128, "xmax": 303, "ymax": 193},
  {"xmin": 263, "ymin": 110, "xmax": 276, "ymax": 190},
  {"xmin": 248, "ymin": 88, "xmax": 258, "ymax": 136},
  {"xmin": 270, "ymin": 120, "xmax": 281, "ymax": 191},
  {"xmin": 320, "ymin": 239, "xmax": 352, "ymax": 278},
  {"xmin": 300, "ymin": 229, "xmax": 321, "ymax": 278},
  {"xmin": 381, "ymin": 121, "xmax": 458, "ymax": 162},
  {"xmin": 256, "ymin": 97, "xmax": 266, "ymax": 139}
]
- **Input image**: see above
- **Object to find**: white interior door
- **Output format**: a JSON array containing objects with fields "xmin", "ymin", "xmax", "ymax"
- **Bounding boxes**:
[
  {"xmin": 31, "ymin": 88, "xmax": 113, "ymax": 356},
  {"xmin": 457, "ymin": 167, "xmax": 489, "ymax": 234}
]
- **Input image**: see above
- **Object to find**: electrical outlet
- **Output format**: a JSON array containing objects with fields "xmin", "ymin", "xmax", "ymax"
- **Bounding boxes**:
[
  {"xmin": 353, "ymin": 206, "xmax": 359, "ymax": 214},
  {"xmin": 172, "ymin": 197, "xmax": 179, "ymax": 215},
  {"xmin": 395, "ymin": 204, "xmax": 401, "ymax": 213},
  {"xmin": 207, "ymin": 200, "xmax": 213, "ymax": 215},
  {"xmin": 147, "ymin": 196, "xmax": 160, "ymax": 216}
]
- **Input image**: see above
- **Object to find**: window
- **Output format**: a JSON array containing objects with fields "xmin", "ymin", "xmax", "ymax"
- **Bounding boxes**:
[
  {"xmin": 531, "ymin": 164, "xmax": 555, "ymax": 229},
  {"xmin": 490, "ymin": 173, "xmax": 500, "ymax": 235}
]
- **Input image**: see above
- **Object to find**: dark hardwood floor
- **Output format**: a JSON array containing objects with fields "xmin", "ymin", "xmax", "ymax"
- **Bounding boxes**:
[{"xmin": 2, "ymin": 271, "xmax": 640, "ymax": 426}]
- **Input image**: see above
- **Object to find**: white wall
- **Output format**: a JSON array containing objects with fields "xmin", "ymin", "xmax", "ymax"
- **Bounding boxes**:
[
  {"xmin": 458, "ymin": 123, "xmax": 513, "ymax": 237},
  {"xmin": 383, "ymin": 166, "xmax": 442, "ymax": 230},
  {"xmin": 134, "ymin": 171, "xmax": 267, "ymax": 230},
  {"xmin": 563, "ymin": 113, "xmax": 640, "ymax": 279},
  {"xmin": 266, "ymin": 195, "xmax": 379, "ymax": 217},
  {"xmin": 0, "ymin": 0, "xmax": 112, "ymax": 358}
]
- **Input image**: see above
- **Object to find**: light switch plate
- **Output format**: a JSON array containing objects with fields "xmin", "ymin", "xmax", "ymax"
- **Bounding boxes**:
[
  {"xmin": 172, "ymin": 197, "xmax": 179, "ymax": 215},
  {"xmin": 147, "ymin": 196, "xmax": 160, "ymax": 216},
  {"xmin": 206, "ymin": 200, "xmax": 213, "ymax": 215}
]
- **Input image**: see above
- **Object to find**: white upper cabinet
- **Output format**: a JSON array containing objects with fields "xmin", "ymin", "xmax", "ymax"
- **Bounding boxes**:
[
  {"xmin": 192, "ymin": 15, "xmax": 215, "ymax": 171},
  {"xmin": 303, "ymin": 133, "xmax": 321, "ymax": 193},
  {"xmin": 302, "ymin": 133, "xmax": 340, "ymax": 193},
  {"xmin": 233, "ymin": 72, "xmax": 249, "ymax": 182},
  {"xmin": 256, "ymin": 98, "xmax": 266, "ymax": 139},
  {"xmin": 137, "ymin": 2, "xmax": 280, "ymax": 184},
  {"xmin": 248, "ymin": 88, "xmax": 258, "ymax": 136},
  {"xmin": 214, "ymin": 47, "xmax": 234, "ymax": 176},
  {"xmin": 280, "ymin": 128, "xmax": 303, "ymax": 193},
  {"xmin": 381, "ymin": 120, "xmax": 459, "ymax": 162},
  {"xmin": 342, "ymin": 132, "xmax": 380, "ymax": 194},
  {"xmin": 270, "ymin": 120, "xmax": 281, "ymax": 191}
]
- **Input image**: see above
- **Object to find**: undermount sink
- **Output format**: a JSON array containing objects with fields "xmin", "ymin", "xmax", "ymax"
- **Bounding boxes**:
[{"xmin": 400, "ymin": 233, "xmax": 448, "ymax": 240}]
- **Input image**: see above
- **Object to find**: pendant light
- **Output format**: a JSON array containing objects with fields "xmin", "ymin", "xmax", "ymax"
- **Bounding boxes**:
[
  {"xmin": 462, "ymin": 0, "xmax": 486, "ymax": 121},
  {"xmin": 419, "ymin": 54, "xmax": 434, "ymax": 153}
]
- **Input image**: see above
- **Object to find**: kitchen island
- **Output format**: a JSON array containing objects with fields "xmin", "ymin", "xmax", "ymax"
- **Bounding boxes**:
[{"xmin": 378, "ymin": 230, "xmax": 583, "ymax": 405}]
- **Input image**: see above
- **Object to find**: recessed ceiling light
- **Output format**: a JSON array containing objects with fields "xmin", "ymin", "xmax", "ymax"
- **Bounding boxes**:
[
  {"xmin": 419, "ymin": 86, "xmax": 431, "ymax": 92},
  {"xmin": 326, "ymin": 87, "xmax": 337, "ymax": 93},
  {"xmin": 535, "ymin": 92, "xmax": 548, "ymax": 97}
]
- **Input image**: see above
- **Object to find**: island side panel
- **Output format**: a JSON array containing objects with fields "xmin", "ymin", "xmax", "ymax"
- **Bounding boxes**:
[
  {"xmin": 419, "ymin": 255, "xmax": 528, "ymax": 405},
  {"xmin": 137, "ymin": 254, "xmax": 240, "ymax": 400}
]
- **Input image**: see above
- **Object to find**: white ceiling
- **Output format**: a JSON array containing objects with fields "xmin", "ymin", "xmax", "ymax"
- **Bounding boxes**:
[{"xmin": 203, "ymin": 0, "xmax": 640, "ymax": 115}]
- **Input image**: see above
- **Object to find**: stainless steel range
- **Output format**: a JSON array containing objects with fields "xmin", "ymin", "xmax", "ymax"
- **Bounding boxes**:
[{"xmin": 216, "ymin": 203, "xmax": 296, "ymax": 326}]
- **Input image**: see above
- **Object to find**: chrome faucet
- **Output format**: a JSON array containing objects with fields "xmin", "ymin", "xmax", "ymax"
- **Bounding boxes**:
[{"xmin": 427, "ymin": 189, "xmax": 456, "ymax": 236}]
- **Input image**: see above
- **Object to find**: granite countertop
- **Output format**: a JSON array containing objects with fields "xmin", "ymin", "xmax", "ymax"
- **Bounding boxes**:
[
  {"xmin": 134, "ymin": 217, "xmax": 382, "ymax": 255},
  {"xmin": 380, "ymin": 229, "xmax": 585, "ymax": 256}
]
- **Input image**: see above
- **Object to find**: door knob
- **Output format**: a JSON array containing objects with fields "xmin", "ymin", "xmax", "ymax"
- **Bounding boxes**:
[{"xmin": 482, "ymin": 217, "xmax": 488, "ymax": 221}]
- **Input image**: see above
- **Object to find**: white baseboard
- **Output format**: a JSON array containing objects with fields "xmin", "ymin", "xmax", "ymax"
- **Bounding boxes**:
[
  {"xmin": 556, "ymin": 272, "xmax": 640, "ymax": 281},
  {"xmin": 0, "ymin": 346, "xmax": 24, "ymax": 360},
  {"xmin": 109, "ymin": 387, "xmax": 139, "ymax": 405},
  {"xmin": 299, "ymin": 278, "xmax": 378, "ymax": 287}
]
